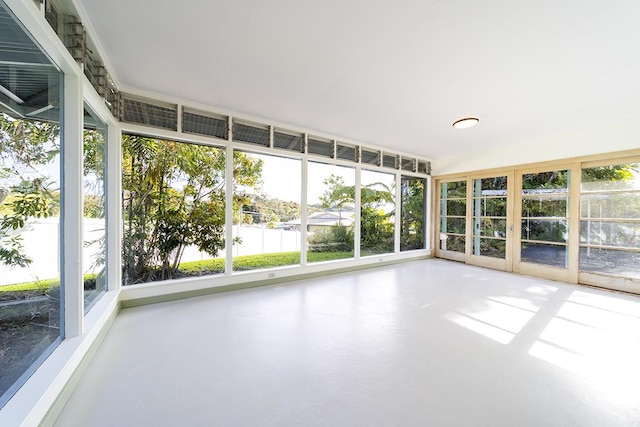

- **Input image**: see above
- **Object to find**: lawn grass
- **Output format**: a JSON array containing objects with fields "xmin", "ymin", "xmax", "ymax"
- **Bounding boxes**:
[
  {"xmin": 178, "ymin": 251, "xmax": 354, "ymax": 274},
  {"xmin": 0, "ymin": 274, "xmax": 97, "ymax": 293},
  {"xmin": 1, "ymin": 251, "xmax": 355, "ymax": 291},
  {"xmin": 0, "ymin": 278, "xmax": 60, "ymax": 293}
]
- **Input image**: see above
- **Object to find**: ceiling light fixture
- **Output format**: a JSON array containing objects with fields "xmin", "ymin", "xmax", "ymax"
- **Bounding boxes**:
[{"xmin": 452, "ymin": 117, "xmax": 479, "ymax": 129}]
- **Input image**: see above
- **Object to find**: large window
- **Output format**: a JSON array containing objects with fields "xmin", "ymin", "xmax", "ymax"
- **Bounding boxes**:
[
  {"xmin": 233, "ymin": 151, "xmax": 301, "ymax": 271},
  {"xmin": 121, "ymin": 135, "xmax": 226, "ymax": 285},
  {"xmin": 520, "ymin": 170, "xmax": 569, "ymax": 268},
  {"xmin": 0, "ymin": 1, "xmax": 63, "ymax": 406},
  {"xmin": 439, "ymin": 180, "xmax": 466, "ymax": 253},
  {"xmin": 307, "ymin": 162, "xmax": 355, "ymax": 262},
  {"xmin": 401, "ymin": 176, "xmax": 426, "ymax": 251},
  {"xmin": 580, "ymin": 162, "xmax": 640, "ymax": 279},
  {"xmin": 360, "ymin": 169, "xmax": 395, "ymax": 255},
  {"xmin": 83, "ymin": 106, "xmax": 107, "ymax": 310}
]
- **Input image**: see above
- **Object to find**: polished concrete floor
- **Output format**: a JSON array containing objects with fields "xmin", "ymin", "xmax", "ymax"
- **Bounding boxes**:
[{"xmin": 55, "ymin": 259, "xmax": 640, "ymax": 426}]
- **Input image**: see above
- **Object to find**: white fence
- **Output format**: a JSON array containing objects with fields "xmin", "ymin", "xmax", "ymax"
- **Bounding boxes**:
[{"xmin": 1, "ymin": 221, "xmax": 301, "ymax": 286}]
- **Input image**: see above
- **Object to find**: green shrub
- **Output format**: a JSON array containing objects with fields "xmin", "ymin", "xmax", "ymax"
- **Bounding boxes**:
[{"xmin": 308, "ymin": 225, "xmax": 354, "ymax": 252}]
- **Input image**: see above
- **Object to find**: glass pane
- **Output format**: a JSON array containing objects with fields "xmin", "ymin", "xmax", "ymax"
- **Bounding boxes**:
[
  {"xmin": 441, "ymin": 199, "xmax": 466, "ymax": 217},
  {"xmin": 83, "ymin": 106, "xmax": 107, "ymax": 311},
  {"xmin": 122, "ymin": 136, "xmax": 227, "ymax": 285},
  {"xmin": 522, "ymin": 171, "xmax": 569, "ymax": 189},
  {"xmin": 441, "ymin": 180, "xmax": 466, "ymax": 198},
  {"xmin": 580, "ymin": 192, "xmax": 640, "ymax": 219},
  {"xmin": 307, "ymin": 162, "xmax": 355, "ymax": 262},
  {"xmin": 581, "ymin": 164, "xmax": 640, "ymax": 191},
  {"xmin": 521, "ymin": 243, "xmax": 567, "ymax": 267},
  {"xmin": 0, "ymin": 2, "xmax": 63, "ymax": 406},
  {"xmin": 474, "ymin": 238, "xmax": 506, "ymax": 258},
  {"xmin": 580, "ymin": 221, "xmax": 640, "ymax": 249},
  {"xmin": 472, "ymin": 197, "xmax": 507, "ymax": 217},
  {"xmin": 521, "ymin": 219, "xmax": 568, "ymax": 243},
  {"xmin": 440, "ymin": 235, "xmax": 465, "ymax": 252},
  {"xmin": 580, "ymin": 247, "xmax": 640, "ymax": 279},
  {"xmin": 361, "ymin": 170, "xmax": 395, "ymax": 255},
  {"xmin": 233, "ymin": 152, "xmax": 301, "ymax": 271},
  {"xmin": 400, "ymin": 176, "xmax": 425, "ymax": 251},
  {"xmin": 441, "ymin": 217, "xmax": 466, "ymax": 234},
  {"xmin": 473, "ymin": 218, "xmax": 506, "ymax": 237},
  {"xmin": 474, "ymin": 176, "xmax": 507, "ymax": 192},
  {"xmin": 522, "ymin": 197, "xmax": 567, "ymax": 218}
]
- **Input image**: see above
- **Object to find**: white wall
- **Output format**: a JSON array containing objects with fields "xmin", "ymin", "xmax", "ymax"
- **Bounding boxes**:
[{"xmin": 433, "ymin": 111, "xmax": 640, "ymax": 175}]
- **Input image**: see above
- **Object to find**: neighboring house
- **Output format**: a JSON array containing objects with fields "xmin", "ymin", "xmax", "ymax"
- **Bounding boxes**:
[{"xmin": 286, "ymin": 211, "xmax": 354, "ymax": 233}]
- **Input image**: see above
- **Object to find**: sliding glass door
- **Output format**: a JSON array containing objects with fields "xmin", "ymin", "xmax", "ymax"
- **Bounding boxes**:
[
  {"xmin": 514, "ymin": 167, "xmax": 575, "ymax": 282},
  {"xmin": 468, "ymin": 173, "xmax": 513, "ymax": 271}
]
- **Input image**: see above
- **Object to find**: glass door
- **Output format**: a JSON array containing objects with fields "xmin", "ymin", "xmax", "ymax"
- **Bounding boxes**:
[
  {"xmin": 514, "ymin": 168, "xmax": 574, "ymax": 282},
  {"xmin": 469, "ymin": 173, "xmax": 513, "ymax": 271},
  {"xmin": 436, "ymin": 180, "xmax": 467, "ymax": 261}
]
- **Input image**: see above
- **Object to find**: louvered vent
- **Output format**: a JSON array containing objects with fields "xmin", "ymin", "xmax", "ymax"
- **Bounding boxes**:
[
  {"xmin": 232, "ymin": 121, "xmax": 270, "ymax": 147},
  {"xmin": 274, "ymin": 130, "xmax": 304, "ymax": 152},
  {"xmin": 361, "ymin": 149, "xmax": 380, "ymax": 166},
  {"xmin": 183, "ymin": 108, "xmax": 228, "ymax": 139},
  {"xmin": 383, "ymin": 153, "xmax": 398, "ymax": 169},
  {"xmin": 336, "ymin": 143, "xmax": 356, "ymax": 161},
  {"xmin": 401, "ymin": 157, "xmax": 416, "ymax": 172},
  {"xmin": 417, "ymin": 161, "xmax": 431, "ymax": 175},
  {"xmin": 308, "ymin": 137, "xmax": 334, "ymax": 158},
  {"xmin": 44, "ymin": 1, "xmax": 60, "ymax": 36},
  {"xmin": 122, "ymin": 95, "xmax": 178, "ymax": 130}
]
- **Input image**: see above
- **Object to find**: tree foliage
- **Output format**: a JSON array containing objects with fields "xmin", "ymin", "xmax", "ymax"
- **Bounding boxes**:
[
  {"xmin": 400, "ymin": 177, "xmax": 426, "ymax": 251},
  {"xmin": 0, "ymin": 114, "xmax": 60, "ymax": 267},
  {"xmin": 121, "ymin": 135, "xmax": 262, "ymax": 284},
  {"xmin": 311, "ymin": 174, "xmax": 395, "ymax": 253}
]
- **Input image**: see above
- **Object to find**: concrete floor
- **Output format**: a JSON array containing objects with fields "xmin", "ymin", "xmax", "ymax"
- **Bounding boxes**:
[{"xmin": 55, "ymin": 259, "xmax": 640, "ymax": 426}]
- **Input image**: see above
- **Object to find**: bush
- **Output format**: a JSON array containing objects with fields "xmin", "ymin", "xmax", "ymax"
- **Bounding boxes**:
[{"xmin": 308, "ymin": 225, "xmax": 354, "ymax": 252}]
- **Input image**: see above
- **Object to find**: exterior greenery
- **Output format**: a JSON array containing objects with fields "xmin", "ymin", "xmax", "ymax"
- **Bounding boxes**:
[
  {"xmin": 0, "ymin": 115, "xmax": 60, "ymax": 267},
  {"xmin": 121, "ymin": 135, "xmax": 263, "ymax": 284}
]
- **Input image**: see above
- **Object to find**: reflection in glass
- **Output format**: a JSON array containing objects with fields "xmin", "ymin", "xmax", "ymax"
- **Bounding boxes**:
[
  {"xmin": 579, "ymin": 222, "xmax": 640, "ymax": 249},
  {"xmin": 233, "ymin": 152, "xmax": 301, "ymax": 271},
  {"xmin": 400, "ymin": 176, "xmax": 425, "ymax": 251},
  {"xmin": 581, "ymin": 164, "xmax": 640, "ymax": 191},
  {"xmin": 475, "ymin": 218, "xmax": 507, "ymax": 237},
  {"xmin": 83, "ymin": 106, "xmax": 107, "ymax": 311},
  {"xmin": 580, "ymin": 193, "xmax": 640, "ymax": 219},
  {"xmin": 360, "ymin": 170, "xmax": 395, "ymax": 255},
  {"xmin": 521, "ymin": 243, "xmax": 567, "ymax": 267},
  {"xmin": 580, "ymin": 163, "xmax": 640, "ymax": 278},
  {"xmin": 442, "ymin": 217, "xmax": 466, "ymax": 234},
  {"xmin": 441, "ymin": 199, "xmax": 466, "ymax": 217},
  {"xmin": 522, "ymin": 197, "xmax": 567, "ymax": 217},
  {"xmin": 474, "ymin": 197, "xmax": 507, "ymax": 217},
  {"xmin": 477, "ymin": 176, "xmax": 507, "ymax": 191},
  {"xmin": 441, "ymin": 180, "xmax": 466, "ymax": 198},
  {"xmin": 521, "ymin": 219, "xmax": 567, "ymax": 243},
  {"xmin": 579, "ymin": 247, "xmax": 640, "ymax": 279},
  {"xmin": 477, "ymin": 237, "xmax": 506, "ymax": 258},
  {"xmin": 440, "ymin": 235, "xmax": 465, "ymax": 252},
  {"xmin": 307, "ymin": 162, "xmax": 355, "ymax": 262},
  {"xmin": 0, "ymin": 2, "xmax": 63, "ymax": 406}
]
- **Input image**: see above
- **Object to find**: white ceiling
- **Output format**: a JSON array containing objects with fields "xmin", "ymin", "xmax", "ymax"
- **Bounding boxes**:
[{"xmin": 79, "ymin": 0, "xmax": 640, "ymax": 162}]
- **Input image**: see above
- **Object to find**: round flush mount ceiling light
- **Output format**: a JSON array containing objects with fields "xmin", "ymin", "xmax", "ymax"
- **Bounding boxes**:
[{"xmin": 452, "ymin": 117, "xmax": 480, "ymax": 129}]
